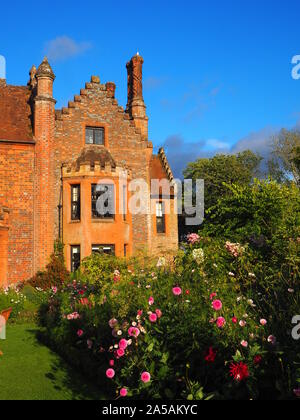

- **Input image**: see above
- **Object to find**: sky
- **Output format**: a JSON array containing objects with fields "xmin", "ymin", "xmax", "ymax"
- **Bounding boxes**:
[{"xmin": 1, "ymin": 0, "xmax": 300, "ymax": 177}]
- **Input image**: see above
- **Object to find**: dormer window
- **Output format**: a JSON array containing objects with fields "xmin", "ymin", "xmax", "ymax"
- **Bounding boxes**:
[{"xmin": 86, "ymin": 127, "xmax": 104, "ymax": 145}]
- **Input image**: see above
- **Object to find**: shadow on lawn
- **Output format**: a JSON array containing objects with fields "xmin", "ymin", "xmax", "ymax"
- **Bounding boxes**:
[{"xmin": 27, "ymin": 329, "xmax": 105, "ymax": 401}]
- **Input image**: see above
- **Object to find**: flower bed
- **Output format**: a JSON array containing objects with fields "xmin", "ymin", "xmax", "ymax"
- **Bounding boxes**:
[{"xmin": 38, "ymin": 235, "xmax": 300, "ymax": 400}]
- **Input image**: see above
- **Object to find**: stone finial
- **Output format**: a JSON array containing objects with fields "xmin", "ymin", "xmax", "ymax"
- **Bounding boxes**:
[
  {"xmin": 28, "ymin": 65, "xmax": 37, "ymax": 89},
  {"xmin": 36, "ymin": 57, "xmax": 55, "ymax": 80},
  {"xmin": 106, "ymin": 82, "xmax": 116, "ymax": 98}
]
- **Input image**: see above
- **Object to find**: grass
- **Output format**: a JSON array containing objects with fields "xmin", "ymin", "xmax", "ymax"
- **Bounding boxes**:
[{"xmin": 0, "ymin": 323, "xmax": 105, "ymax": 400}]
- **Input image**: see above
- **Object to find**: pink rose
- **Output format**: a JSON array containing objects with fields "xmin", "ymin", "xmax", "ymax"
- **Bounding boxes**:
[
  {"xmin": 141, "ymin": 372, "xmax": 151, "ymax": 383},
  {"xmin": 149, "ymin": 313, "xmax": 158, "ymax": 323},
  {"xmin": 106, "ymin": 369, "xmax": 115, "ymax": 379},
  {"xmin": 172, "ymin": 287, "xmax": 182, "ymax": 296},
  {"xmin": 216, "ymin": 317, "xmax": 226, "ymax": 329},
  {"xmin": 260, "ymin": 319, "xmax": 267, "ymax": 326},
  {"xmin": 212, "ymin": 300, "xmax": 223, "ymax": 311},
  {"xmin": 120, "ymin": 388, "xmax": 128, "ymax": 397},
  {"xmin": 232, "ymin": 317, "xmax": 238, "ymax": 324},
  {"xmin": 109, "ymin": 360, "xmax": 115, "ymax": 367},
  {"xmin": 77, "ymin": 329, "xmax": 84, "ymax": 337},
  {"xmin": 241, "ymin": 340, "xmax": 248, "ymax": 348},
  {"xmin": 210, "ymin": 293, "xmax": 217, "ymax": 301},
  {"xmin": 239, "ymin": 320, "xmax": 247, "ymax": 327}
]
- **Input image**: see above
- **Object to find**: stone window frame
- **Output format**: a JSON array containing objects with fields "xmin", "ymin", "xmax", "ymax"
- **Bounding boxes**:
[{"xmin": 82, "ymin": 121, "xmax": 109, "ymax": 148}]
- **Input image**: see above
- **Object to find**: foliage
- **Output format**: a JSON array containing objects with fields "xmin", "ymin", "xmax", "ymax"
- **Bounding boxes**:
[
  {"xmin": 38, "ymin": 228, "xmax": 300, "ymax": 400},
  {"xmin": 268, "ymin": 129, "xmax": 300, "ymax": 184},
  {"xmin": 183, "ymin": 150, "xmax": 262, "ymax": 211},
  {"xmin": 28, "ymin": 242, "xmax": 70, "ymax": 290}
]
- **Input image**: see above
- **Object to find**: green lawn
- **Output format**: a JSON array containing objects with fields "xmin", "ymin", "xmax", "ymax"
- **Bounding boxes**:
[{"xmin": 0, "ymin": 323, "xmax": 104, "ymax": 400}]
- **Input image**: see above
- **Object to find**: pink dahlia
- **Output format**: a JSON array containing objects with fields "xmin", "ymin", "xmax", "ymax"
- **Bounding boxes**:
[
  {"xmin": 119, "ymin": 339, "xmax": 128, "ymax": 350},
  {"xmin": 149, "ymin": 313, "xmax": 158, "ymax": 323},
  {"xmin": 172, "ymin": 287, "xmax": 182, "ymax": 296},
  {"xmin": 216, "ymin": 317, "xmax": 226, "ymax": 329},
  {"xmin": 117, "ymin": 348, "xmax": 125, "ymax": 358},
  {"xmin": 106, "ymin": 368, "xmax": 115, "ymax": 379},
  {"xmin": 294, "ymin": 389, "xmax": 300, "ymax": 398},
  {"xmin": 109, "ymin": 318, "xmax": 118, "ymax": 329},
  {"xmin": 212, "ymin": 300, "xmax": 223, "ymax": 311},
  {"xmin": 267, "ymin": 335, "xmax": 277, "ymax": 345},
  {"xmin": 120, "ymin": 388, "xmax": 128, "ymax": 397},
  {"xmin": 77, "ymin": 329, "xmax": 84, "ymax": 337},
  {"xmin": 128, "ymin": 326, "xmax": 140, "ymax": 338},
  {"xmin": 148, "ymin": 297, "xmax": 154, "ymax": 306},
  {"xmin": 155, "ymin": 309, "xmax": 162, "ymax": 318},
  {"xmin": 141, "ymin": 372, "xmax": 151, "ymax": 383},
  {"xmin": 187, "ymin": 233, "xmax": 200, "ymax": 245}
]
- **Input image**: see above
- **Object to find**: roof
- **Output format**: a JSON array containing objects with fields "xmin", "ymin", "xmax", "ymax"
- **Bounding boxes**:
[
  {"xmin": 150, "ymin": 149, "xmax": 175, "ymax": 198},
  {"xmin": 150, "ymin": 148, "xmax": 174, "ymax": 182},
  {"xmin": 0, "ymin": 83, "xmax": 34, "ymax": 142}
]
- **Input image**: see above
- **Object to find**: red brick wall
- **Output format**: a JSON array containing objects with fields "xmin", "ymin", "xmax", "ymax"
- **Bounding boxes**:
[
  {"xmin": 53, "ymin": 79, "xmax": 154, "ymax": 253},
  {"xmin": 0, "ymin": 143, "xmax": 34, "ymax": 284}
]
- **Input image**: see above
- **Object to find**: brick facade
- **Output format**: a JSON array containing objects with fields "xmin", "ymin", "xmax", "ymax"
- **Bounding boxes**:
[{"xmin": 0, "ymin": 54, "xmax": 178, "ymax": 285}]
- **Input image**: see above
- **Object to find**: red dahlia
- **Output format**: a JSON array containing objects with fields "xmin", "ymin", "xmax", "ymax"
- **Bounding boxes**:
[
  {"xmin": 254, "ymin": 355, "xmax": 262, "ymax": 365},
  {"xmin": 205, "ymin": 347, "xmax": 217, "ymax": 363},
  {"xmin": 230, "ymin": 362, "xmax": 250, "ymax": 382}
]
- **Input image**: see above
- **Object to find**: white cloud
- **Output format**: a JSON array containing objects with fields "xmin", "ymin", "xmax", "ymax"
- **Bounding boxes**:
[
  {"xmin": 231, "ymin": 126, "xmax": 278, "ymax": 158},
  {"xmin": 206, "ymin": 139, "xmax": 230, "ymax": 150},
  {"xmin": 44, "ymin": 36, "xmax": 92, "ymax": 62}
]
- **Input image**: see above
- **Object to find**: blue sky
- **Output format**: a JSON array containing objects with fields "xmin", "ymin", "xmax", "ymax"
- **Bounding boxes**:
[{"xmin": 1, "ymin": 0, "xmax": 300, "ymax": 176}]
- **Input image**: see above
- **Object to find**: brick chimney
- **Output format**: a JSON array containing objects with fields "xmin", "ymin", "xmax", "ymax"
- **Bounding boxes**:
[
  {"xmin": 126, "ymin": 53, "xmax": 148, "ymax": 139},
  {"xmin": 33, "ymin": 57, "xmax": 56, "ymax": 272}
]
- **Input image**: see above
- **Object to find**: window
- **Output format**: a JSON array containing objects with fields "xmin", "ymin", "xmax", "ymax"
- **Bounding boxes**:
[
  {"xmin": 92, "ymin": 245, "xmax": 115, "ymax": 256},
  {"xmin": 123, "ymin": 185, "xmax": 127, "ymax": 221},
  {"xmin": 156, "ymin": 202, "xmax": 166, "ymax": 234},
  {"xmin": 86, "ymin": 127, "xmax": 104, "ymax": 145},
  {"xmin": 124, "ymin": 244, "xmax": 128, "ymax": 257},
  {"xmin": 71, "ymin": 185, "xmax": 81, "ymax": 221},
  {"xmin": 91, "ymin": 184, "xmax": 115, "ymax": 219},
  {"xmin": 71, "ymin": 245, "xmax": 81, "ymax": 272}
]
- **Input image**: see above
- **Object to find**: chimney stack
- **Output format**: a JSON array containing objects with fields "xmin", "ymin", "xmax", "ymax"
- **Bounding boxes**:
[
  {"xmin": 126, "ymin": 53, "xmax": 148, "ymax": 139},
  {"xmin": 33, "ymin": 57, "xmax": 56, "ymax": 272}
]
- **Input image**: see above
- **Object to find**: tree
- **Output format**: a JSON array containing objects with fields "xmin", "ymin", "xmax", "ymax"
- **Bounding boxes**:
[
  {"xmin": 269, "ymin": 129, "xmax": 300, "ymax": 184},
  {"xmin": 292, "ymin": 146, "xmax": 300, "ymax": 179},
  {"xmin": 183, "ymin": 150, "xmax": 262, "ymax": 211}
]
